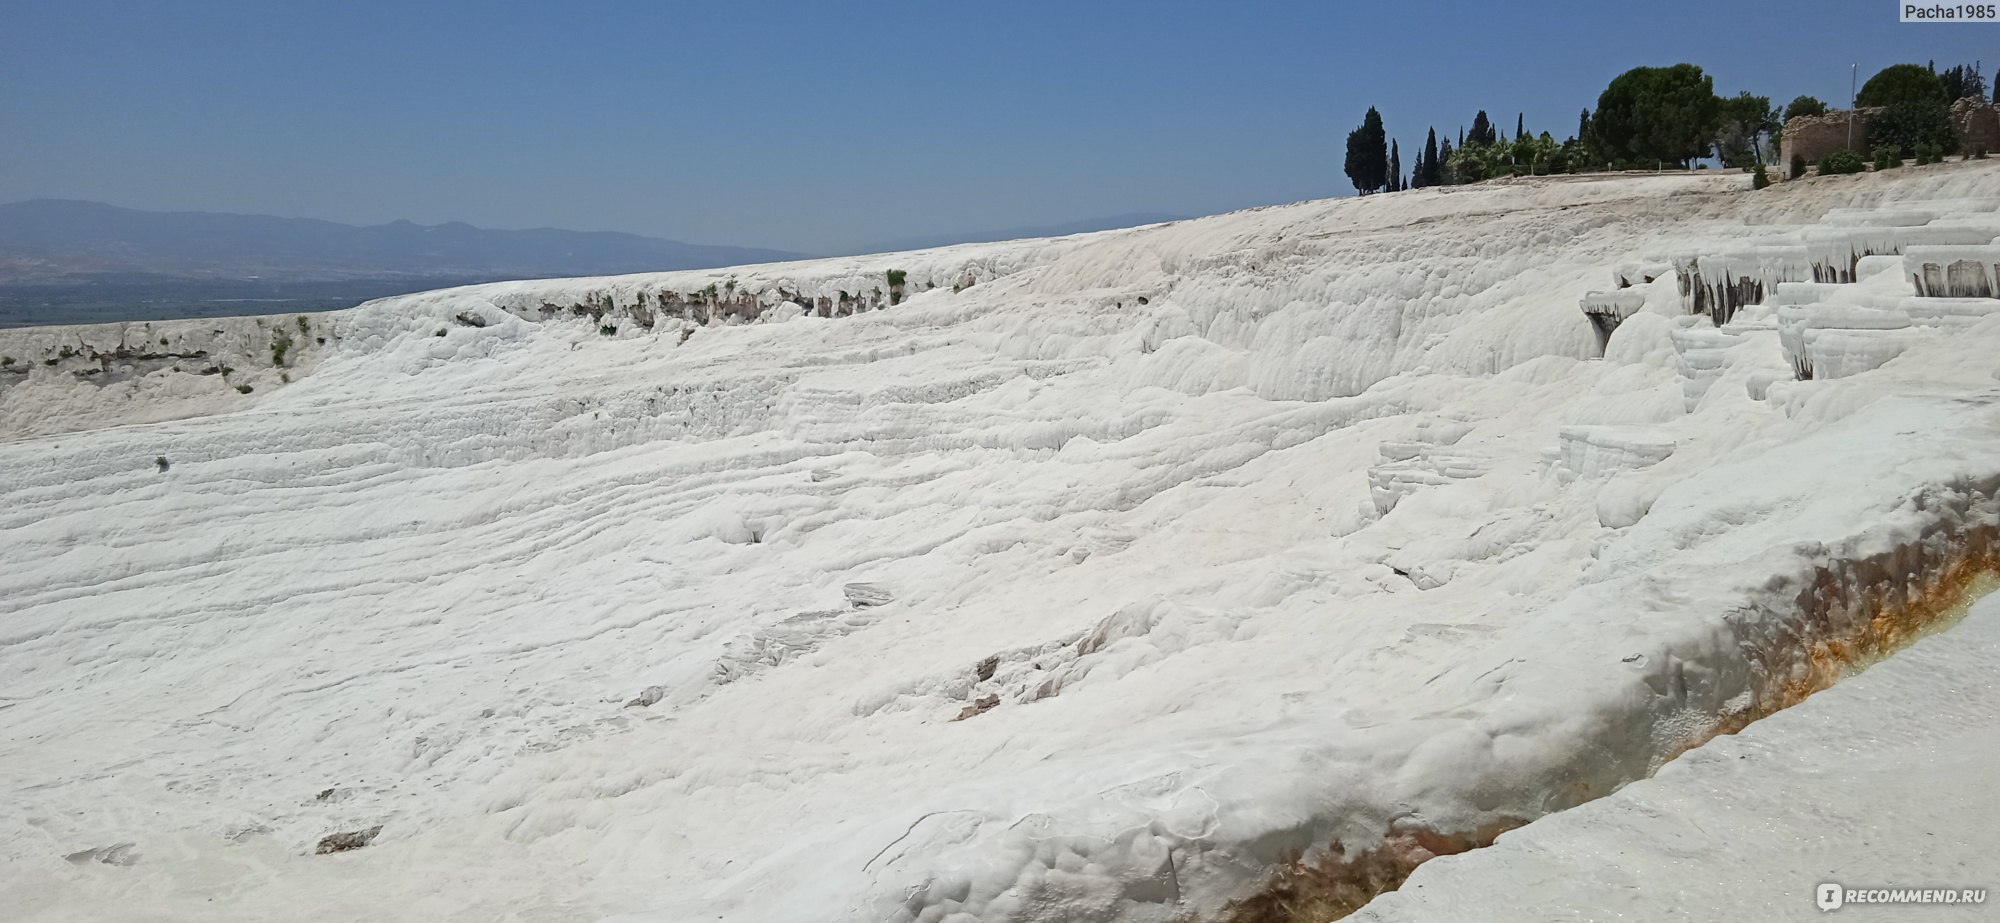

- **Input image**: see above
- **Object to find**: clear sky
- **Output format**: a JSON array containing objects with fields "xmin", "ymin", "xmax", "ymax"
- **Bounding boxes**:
[{"xmin": 3, "ymin": 0, "xmax": 1993, "ymax": 253}]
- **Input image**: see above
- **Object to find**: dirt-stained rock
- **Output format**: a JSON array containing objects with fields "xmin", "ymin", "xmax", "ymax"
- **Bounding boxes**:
[
  {"xmin": 625, "ymin": 685, "xmax": 666, "ymax": 708},
  {"xmin": 64, "ymin": 843, "xmax": 138, "ymax": 866},
  {"xmin": 954, "ymin": 693, "xmax": 1000, "ymax": 721},
  {"xmin": 314, "ymin": 825, "xmax": 383, "ymax": 855}
]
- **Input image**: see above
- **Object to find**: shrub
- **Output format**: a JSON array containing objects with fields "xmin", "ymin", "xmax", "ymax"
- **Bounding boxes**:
[
  {"xmin": 1819, "ymin": 149, "xmax": 1867, "ymax": 175},
  {"xmin": 598, "ymin": 324, "xmax": 617, "ymax": 336},
  {"xmin": 270, "ymin": 333, "xmax": 292, "ymax": 367},
  {"xmin": 1914, "ymin": 142, "xmax": 1942, "ymax": 165},
  {"xmin": 0, "ymin": 356, "xmax": 12, "ymax": 366},
  {"xmin": 885, "ymin": 269, "xmax": 907, "ymax": 288},
  {"xmin": 1873, "ymin": 146, "xmax": 1901, "ymax": 170},
  {"xmin": 1789, "ymin": 153, "xmax": 1808, "ymax": 179},
  {"xmin": 235, "ymin": 383, "xmax": 254, "ymax": 394},
  {"xmin": 154, "ymin": 456, "xmax": 170, "ymax": 473},
  {"xmin": 1752, "ymin": 162, "xmax": 1772, "ymax": 189}
]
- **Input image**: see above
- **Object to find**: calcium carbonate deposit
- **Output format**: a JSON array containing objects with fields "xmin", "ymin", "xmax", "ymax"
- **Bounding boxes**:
[{"xmin": 4, "ymin": 165, "xmax": 1999, "ymax": 922}]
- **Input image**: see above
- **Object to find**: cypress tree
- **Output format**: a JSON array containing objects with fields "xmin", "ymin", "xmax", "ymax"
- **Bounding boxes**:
[
  {"xmin": 1421, "ymin": 128, "xmax": 1440, "ymax": 187},
  {"xmin": 1439, "ymin": 137, "xmax": 1454, "ymax": 184},
  {"xmin": 1470, "ymin": 111, "xmax": 1493, "ymax": 147},
  {"xmin": 1389, "ymin": 140, "xmax": 1402, "ymax": 192},
  {"xmin": 1516, "ymin": 112, "xmax": 1525, "ymax": 141},
  {"xmin": 1343, "ymin": 106, "xmax": 1389, "ymax": 194}
]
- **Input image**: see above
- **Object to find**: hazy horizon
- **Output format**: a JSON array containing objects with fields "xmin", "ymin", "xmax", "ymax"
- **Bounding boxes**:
[{"xmin": 0, "ymin": 196, "xmax": 1186, "ymax": 257}]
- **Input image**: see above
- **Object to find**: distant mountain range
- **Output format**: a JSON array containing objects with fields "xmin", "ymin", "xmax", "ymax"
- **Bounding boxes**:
[
  {"xmin": 853, "ymin": 212, "xmax": 1186, "ymax": 255},
  {"xmin": 0, "ymin": 200, "xmax": 1194, "ymax": 327},
  {"xmin": 0, "ymin": 200, "xmax": 1192, "ymax": 287},
  {"xmin": 0, "ymin": 199, "xmax": 808, "ymax": 285}
]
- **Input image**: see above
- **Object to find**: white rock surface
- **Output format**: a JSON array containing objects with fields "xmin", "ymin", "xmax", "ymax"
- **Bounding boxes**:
[
  {"xmin": 5, "ymin": 166, "xmax": 2000, "ymax": 923},
  {"xmin": 1355, "ymin": 586, "xmax": 2000, "ymax": 923}
]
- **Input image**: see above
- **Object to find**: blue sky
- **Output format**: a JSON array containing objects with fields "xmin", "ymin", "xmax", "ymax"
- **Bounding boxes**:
[{"xmin": 3, "ymin": 0, "xmax": 1994, "ymax": 253}]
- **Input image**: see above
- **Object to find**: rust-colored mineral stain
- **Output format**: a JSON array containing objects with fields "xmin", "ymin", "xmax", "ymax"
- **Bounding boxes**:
[
  {"xmin": 1215, "ymin": 522, "xmax": 1998, "ymax": 923},
  {"xmin": 1770, "ymin": 524, "xmax": 1997, "ymax": 714},
  {"xmin": 1217, "ymin": 818, "xmax": 1527, "ymax": 923}
]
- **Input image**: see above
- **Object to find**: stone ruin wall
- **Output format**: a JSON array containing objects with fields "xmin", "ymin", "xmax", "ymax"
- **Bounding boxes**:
[
  {"xmin": 1953, "ymin": 96, "xmax": 2000, "ymax": 156},
  {"xmin": 1780, "ymin": 109, "xmax": 1875, "ymax": 169},
  {"xmin": 1781, "ymin": 98, "xmax": 2000, "ymax": 173}
]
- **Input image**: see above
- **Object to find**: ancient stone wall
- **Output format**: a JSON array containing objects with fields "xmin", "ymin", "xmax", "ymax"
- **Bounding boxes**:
[
  {"xmin": 1782, "ymin": 98, "xmax": 2000, "ymax": 171},
  {"xmin": 1952, "ymin": 96, "xmax": 2000, "ymax": 155},
  {"xmin": 1780, "ymin": 109, "xmax": 1874, "ymax": 168}
]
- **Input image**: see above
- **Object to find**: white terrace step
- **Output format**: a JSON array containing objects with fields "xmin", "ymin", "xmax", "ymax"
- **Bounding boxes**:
[
  {"xmin": 1800, "ymin": 223, "xmax": 2000, "ymax": 283},
  {"xmin": 1367, "ymin": 419, "xmax": 1483, "ymax": 516},
  {"xmin": 1903, "ymin": 244, "xmax": 2000, "ymax": 297},
  {"xmin": 1554, "ymin": 425, "xmax": 1676, "ymax": 484},
  {"xmin": 1675, "ymin": 246, "xmax": 1813, "ymax": 327},
  {"xmin": 1578, "ymin": 290, "xmax": 1648, "ymax": 355},
  {"xmin": 1776, "ymin": 304, "xmax": 1918, "ymax": 380},
  {"xmin": 1611, "ymin": 260, "xmax": 1673, "ymax": 289},
  {"xmin": 1670, "ymin": 317, "xmax": 1747, "ymax": 411}
]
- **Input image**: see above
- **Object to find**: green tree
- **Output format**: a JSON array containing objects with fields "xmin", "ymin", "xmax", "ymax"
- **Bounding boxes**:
[
  {"xmin": 1468, "ymin": 110, "xmax": 1496, "ymax": 147},
  {"xmin": 1519, "ymin": 131, "xmax": 1561, "ymax": 174},
  {"xmin": 1592, "ymin": 64, "xmax": 1721, "ymax": 168},
  {"xmin": 1855, "ymin": 64, "xmax": 1947, "ymax": 107},
  {"xmin": 1870, "ymin": 100, "xmax": 1959, "ymax": 157},
  {"xmin": 1714, "ymin": 91, "xmax": 1779, "ymax": 167},
  {"xmin": 1344, "ymin": 106, "xmax": 1389, "ymax": 194},
  {"xmin": 1388, "ymin": 139, "xmax": 1403, "ymax": 192},
  {"xmin": 1567, "ymin": 109, "xmax": 1597, "ymax": 171},
  {"xmin": 1437, "ymin": 137, "xmax": 1455, "ymax": 184},
  {"xmin": 1782, "ymin": 95, "xmax": 1828, "ymax": 122},
  {"xmin": 1938, "ymin": 61, "xmax": 1986, "ymax": 101},
  {"xmin": 1419, "ymin": 128, "xmax": 1440, "ymax": 187},
  {"xmin": 1445, "ymin": 143, "xmax": 1489, "ymax": 183},
  {"xmin": 1561, "ymin": 134, "xmax": 1595, "ymax": 173}
]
